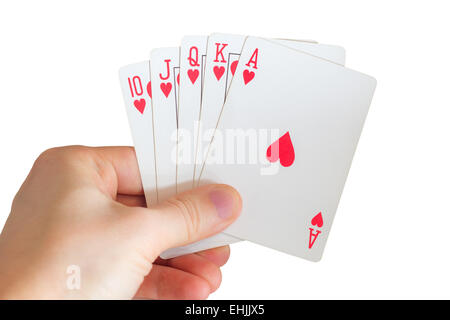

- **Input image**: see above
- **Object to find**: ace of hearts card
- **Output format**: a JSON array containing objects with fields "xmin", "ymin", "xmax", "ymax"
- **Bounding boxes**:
[{"xmin": 200, "ymin": 37, "xmax": 376, "ymax": 261}]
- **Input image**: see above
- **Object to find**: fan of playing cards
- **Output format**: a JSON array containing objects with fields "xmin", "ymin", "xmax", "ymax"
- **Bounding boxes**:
[{"xmin": 119, "ymin": 34, "xmax": 376, "ymax": 262}]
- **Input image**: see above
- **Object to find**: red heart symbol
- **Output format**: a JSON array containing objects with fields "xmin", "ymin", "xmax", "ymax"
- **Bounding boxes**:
[
  {"xmin": 133, "ymin": 99, "xmax": 146, "ymax": 114},
  {"xmin": 311, "ymin": 212, "xmax": 323, "ymax": 228},
  {"xmin": 160, "ymin": 82, "xmax": 172, "ymax": 98},
  {"xmin": 266, "ymin": 132, "xmax": 295, "ymax": 167},
  {"xmin": 187, "ymin": 69, "xmax": 199, "ymax": 84},
  {"xmin": 243, "ymin": 69, "xmax": 255, "ymax": 85},
  {"xmin": 177, "ymin": 73, "xmax": 180, "ymax": 85},
  {"xmin": 230, "ymin": 60, "xmax": 238, "ymax": 76},
  {"xmin": 213, "ymin": 66, "xmax": 225, "ymax": 81},
  {"xmin": 147, "ymin": 81, "xmax": 152, "ymax": 99}
]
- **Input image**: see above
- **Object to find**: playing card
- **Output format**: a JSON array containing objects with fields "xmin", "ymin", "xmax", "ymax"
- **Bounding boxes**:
[
  {"xmin": 177, "ymin": 35, "xmax": 208, "ymax": 190},
  {"xmin": 195, "ymin": 33, "xmax": 346, "ymax": 183},
  {"xmin": 119, "ymin": 61, "xmax": 156, "ymax": 205},
  {"xmin": 150, "ymin": 47, "xmax": 180, "ymax": 201},
  {"xmin": 200, "ymin": 37, "xmax": 376, "ymax": 261}
]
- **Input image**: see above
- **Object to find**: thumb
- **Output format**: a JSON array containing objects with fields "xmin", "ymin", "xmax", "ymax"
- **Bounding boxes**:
[{"xmin": 146, "ymin": 184, "xmax": 242, "ymax": 253}]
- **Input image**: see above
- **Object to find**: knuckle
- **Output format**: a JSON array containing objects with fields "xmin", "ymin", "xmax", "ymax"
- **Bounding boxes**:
[
  {"xmin": 31, "ymin": 148, "xmax": 65, "ymax": 175},
  {"xmin": 34, "ymin": 146, "xmax": 90, "ymax": 169},
  {"xmin": 35, "ymin": 147, "xmax": 63, "ymax": 165},
  {"xmin": 166, "ymin": 197, "xmax": 202, "ymax": 241}
]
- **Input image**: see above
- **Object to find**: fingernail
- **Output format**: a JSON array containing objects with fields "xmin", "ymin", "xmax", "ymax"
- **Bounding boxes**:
[{"xmin": 209, "ymin": 188, "xmax": 235, "ymax": 219}]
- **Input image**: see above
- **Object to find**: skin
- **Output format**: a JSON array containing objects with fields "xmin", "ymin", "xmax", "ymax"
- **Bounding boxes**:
[{"xmin": 0, "ymin": 146, "xmax": 242, "ymax": 299}]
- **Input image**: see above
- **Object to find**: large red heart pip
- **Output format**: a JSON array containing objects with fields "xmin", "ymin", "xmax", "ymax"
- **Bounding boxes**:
[
  {"xmin": 160, "ymin": 82, "xmax": 172, "ymax": 98},
  {"xmin": 243, "ymin": 69, "xmax": 255, "ymax": 85},
  {"xmin": 133, "ymin": 99, "xmax": 146, "ymax": 114},
  {"xmin": 187, "ymin": 69, "xmax": 199, "ymax": 84},
  {"xmin": 311, "ymin": 212, "xmax": 323, "ymax": 228},
  {"xmin": 266, "ymin": 132, "xmax": 295, "ymax": 167},
  {"xmin": 213, "ymin": 66, "xmax": 225, "ymax": 81}
]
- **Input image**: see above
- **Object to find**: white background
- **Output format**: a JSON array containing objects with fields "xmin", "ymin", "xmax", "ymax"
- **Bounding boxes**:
[{"xmin": 0, "ymin": 0, "xmax": 449, "ymax": 299}]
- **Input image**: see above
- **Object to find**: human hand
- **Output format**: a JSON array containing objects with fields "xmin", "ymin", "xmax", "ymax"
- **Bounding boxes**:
[{"xmin": 0, "ymin": 146, "xmax": 241, "ymax": 299}]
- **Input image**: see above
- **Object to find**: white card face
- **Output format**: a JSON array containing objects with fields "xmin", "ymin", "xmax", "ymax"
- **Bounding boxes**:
[
  {"xmin": 200, "ymin": 37, "xmax": 377, "ymax": 261},
  {"xmin": 150, "ymin": 48, "xmax": 180, "ymax": 201},
  {"xmin": 119, "ymin": 61, "xmax": 157, "ymax": 206},
  {"xmin": 177, "ymin": 35, "xmax": 208, "ymax": 191},
  {"xmin": 195, "ymin": 33, "xmax": 347, "ymax": 182}
]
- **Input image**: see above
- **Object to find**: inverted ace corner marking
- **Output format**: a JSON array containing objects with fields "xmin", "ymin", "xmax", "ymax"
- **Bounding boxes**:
[{"xmin": 308, "ymin": 212, "xmax": 324, "ymax": 250}]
